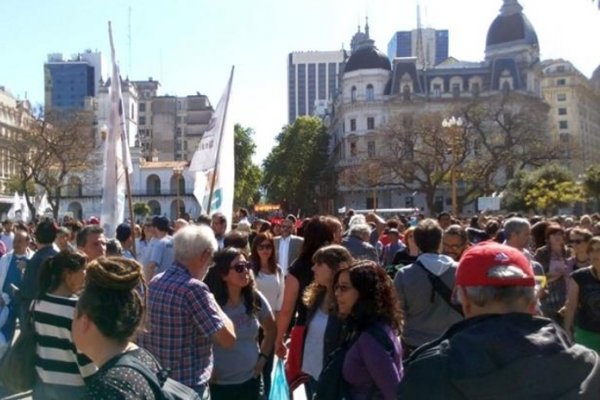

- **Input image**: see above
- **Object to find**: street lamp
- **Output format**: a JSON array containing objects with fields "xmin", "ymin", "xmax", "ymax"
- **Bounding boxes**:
[
  {"xmin": 173, "ymin": 166, "xmax": 184, "ymax": 219},
  {"xmin": 442, "ymin": 116, "xmax": 463, "ymax": 217}
]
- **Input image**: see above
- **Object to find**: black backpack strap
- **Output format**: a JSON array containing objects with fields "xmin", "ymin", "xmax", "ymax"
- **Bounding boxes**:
[
  {"xmin": 414, "ymin": 260, "xmax": 464, "ymax": 317},
  {"xmin": 104, "ymin": 352, "xmax": 165, "ymax": 400}
]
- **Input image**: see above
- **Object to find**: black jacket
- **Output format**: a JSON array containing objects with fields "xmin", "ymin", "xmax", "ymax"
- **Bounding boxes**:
[{"xmin": 398, "ymin": 313, "xmax": 600, "ymax": 399}]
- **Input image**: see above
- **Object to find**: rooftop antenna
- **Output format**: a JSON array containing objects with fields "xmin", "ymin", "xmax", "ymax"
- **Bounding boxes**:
[
  {"xmin": 128, "ymin": 6, "xmax": 132, "ymax": 75},
  {"xmin": 416, "ymin": 1, "xmax": 426, "ymax": 70}
]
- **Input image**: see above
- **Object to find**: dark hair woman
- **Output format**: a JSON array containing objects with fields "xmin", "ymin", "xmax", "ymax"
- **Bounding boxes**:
[
  {"xmin": 274, "ymin": 216, "xmax": 334, "ymax": 395},
  {"xmin": 71, "ymin": 256, "xmax": 161, "ymax": 399},
  {"xmin": 300, "ymin": 245, "xmax": 352, "ymax": 395},
  {"xmin": 333, "ymin": 260, "xmax": 404, "ymax": 399},
  {"xmin": 564, "ymin": 237, "xmax": 600, "ymax": 352},
  {"xmin": 249, "ymin": 232, "xmax": 283, "ymax": 395},
  {"xmin": 204, "ymin": 247, "xmax": 276, "ymax": 400},
  {"xmin": 534, "ymin": 223, "xmax": 571, "ymax": 323},
  {"xmin": 32, "ymin": 250, "xmax": 96, "ymax": 399}
]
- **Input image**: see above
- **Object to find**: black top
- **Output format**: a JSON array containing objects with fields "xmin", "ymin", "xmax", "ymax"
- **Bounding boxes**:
[
  {"xmin": 86, "ymin": 348, "xmax": 159, "ymax": 400},
  {"xmin": 392, "ymin": 249, "xmax": 418, "ymax": 267},
  {"xmin": 288, "ymin": 257, "xmax": 313, "ymax": 326},
  {"xmin": 571, "ymin": 267, "xmax": 600, "ymax": 333}
]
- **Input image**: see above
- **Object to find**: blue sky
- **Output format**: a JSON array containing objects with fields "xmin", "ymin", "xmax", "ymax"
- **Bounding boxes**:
[{"xmin": 1, "ymin": 0, "xmax": 599, "ymax": 163}]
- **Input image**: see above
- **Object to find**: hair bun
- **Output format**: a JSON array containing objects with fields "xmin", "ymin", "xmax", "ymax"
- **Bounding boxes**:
[{"xmin": 86, "ymin": 257, "xmax": 144, "ymax": 292}]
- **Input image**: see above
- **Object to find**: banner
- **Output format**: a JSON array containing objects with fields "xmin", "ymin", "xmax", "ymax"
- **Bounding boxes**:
[
  {"xmin": 101, "ymin": 21, "xmax": 133, "ymax": 238},
  {"xmin": 191, "ymin": 67, "xmax": 234, "ymax": 229}
]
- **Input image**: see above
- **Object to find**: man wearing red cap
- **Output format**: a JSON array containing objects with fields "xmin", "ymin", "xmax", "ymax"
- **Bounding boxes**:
[{"xmin": 398, "ymin": 242, "xmax": 600, "ymax": 399}]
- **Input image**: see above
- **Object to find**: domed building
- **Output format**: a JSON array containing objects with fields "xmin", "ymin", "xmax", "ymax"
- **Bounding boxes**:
[{"xmin": 326, "ymin": 0, "xmax": 550, "ymax": 215}]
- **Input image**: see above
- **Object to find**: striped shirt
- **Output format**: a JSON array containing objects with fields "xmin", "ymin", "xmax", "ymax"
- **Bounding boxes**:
[{"xmin": 33, "ymin": 294, "xmax": 96, "ymax": 386}]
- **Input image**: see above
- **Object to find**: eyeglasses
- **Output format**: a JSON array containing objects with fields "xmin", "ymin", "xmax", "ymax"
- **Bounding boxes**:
[
  {"xmin": 258, "ymin": 244, "xmax": 273, "ymax": 251},
  {"xmin": 569, "ymin": 239, "xmax": 587, "ymax": 245},
  {"xmin": 334, "ymin": 283, "xmax": 353, "ymax": 293},
  {"xmin": 230, "ymin": 261, "xmax": 251, "ymax": 273}
]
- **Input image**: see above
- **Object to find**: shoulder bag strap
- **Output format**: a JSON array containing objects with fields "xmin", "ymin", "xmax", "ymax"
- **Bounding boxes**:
[{"xmin": 414, "ymin": 260, "xmax": 463, "ymax": 317}]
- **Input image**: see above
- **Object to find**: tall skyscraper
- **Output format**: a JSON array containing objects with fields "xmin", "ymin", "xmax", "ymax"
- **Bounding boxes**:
[
  {"xmin": 287, "ymin": 51, "xmax": 345, "ymax": 123},
  {"xmin": 387, "ymin": 28, "xmax": 449, "ymax": 69},
  {"xmin": 44, "ymin": 50, "xmax": 103, "ymax": 111}
]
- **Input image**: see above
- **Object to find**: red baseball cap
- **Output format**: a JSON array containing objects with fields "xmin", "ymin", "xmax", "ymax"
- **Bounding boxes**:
[{"xmin": 456, "ymin": 243, "xmax": 535, "ymax": 287}]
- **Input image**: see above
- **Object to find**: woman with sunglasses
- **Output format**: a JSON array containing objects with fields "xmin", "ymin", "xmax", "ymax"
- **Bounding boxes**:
[
  {"xmin": 564, "ymin": 237, "xmax": 600, "ymax": 352},
  {"xmin": 566, "ymin": 228, "xmax": 592, "ymax": 272},
  {"xmin": 205, "ymin": 247, "xmax": 276, "ymax": 400},
  {"xmin": 250, "ymin": 232, "xmax": 283, "ymax": 396},
  {"xmin": 333, "ymin": 260, "xmax": 403, "ymax": 400}
]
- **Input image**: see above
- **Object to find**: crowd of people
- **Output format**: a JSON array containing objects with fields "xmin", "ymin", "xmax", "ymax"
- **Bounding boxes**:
[{"xmin": 0, "ymin": 208, "xmax": 600, "ymax": 399}]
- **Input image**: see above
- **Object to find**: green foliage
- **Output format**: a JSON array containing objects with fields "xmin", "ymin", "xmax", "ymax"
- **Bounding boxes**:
[
  {"xmin": 234, "ymin": 124, "xmax": 262, "ymax": 208},
  {"xmin": 583, "ymin": 164, "xmax": 600, "ymax": 205},
  {"xmin": 5, "ymin": 175, "xmax": 36, "ymax": 196},
  {"xmin": 504, "ymin": 164, "xmax": 583, "ymax": 213},
  {"xmin": 133, "ymin": 202, "xmax": 151, "ymax": 216},
  {"xmin": 262, "ymin": 116, "xmax": 329, "ymax": 215}
]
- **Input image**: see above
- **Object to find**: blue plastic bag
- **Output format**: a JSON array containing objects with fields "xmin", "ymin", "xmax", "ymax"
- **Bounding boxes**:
[{"xmin": 269, "ymin": 358, "xmax": 290, "ymax": 400}]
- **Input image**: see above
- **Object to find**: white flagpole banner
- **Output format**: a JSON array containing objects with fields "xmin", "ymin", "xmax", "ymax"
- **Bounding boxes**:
[
  {"xmin": 6, "ymin": 192, "xmax": 19, "ymax": 220},
  {"xmin": 101, "ymin": 21, "xmax": 133, "ymax": 238},
  {"xmin": 20, "ymin": 194, "xmax": 30, "ymax": 223},
  {"xmin": 190, "ymin": 67, "xmax": 234, "ymax": 228}
]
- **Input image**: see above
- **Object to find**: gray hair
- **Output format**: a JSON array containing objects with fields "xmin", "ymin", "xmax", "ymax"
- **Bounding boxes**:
[
  {"xmin": 462, "ymin": 285, "xmax": 536, "ymax": 308},
  {"xmin": 174, "ymin": 224, "xmax": 218, "ymax": 263},
  {"xmin": 349, "ymin": 223, "xmax": 371, "ymax": 239},
  {"xmin": 503, "ymin": 217, "xmax": 530, "ymax": 239},
  {"xmin": 348, "ymin": 214, "xmax": 367, "ymax": 227}
]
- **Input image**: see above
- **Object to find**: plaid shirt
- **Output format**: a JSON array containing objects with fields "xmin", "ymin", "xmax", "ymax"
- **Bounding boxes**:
[{"xmin": 138, "ymin": 263, "xmax": 224, "ymax": 387}]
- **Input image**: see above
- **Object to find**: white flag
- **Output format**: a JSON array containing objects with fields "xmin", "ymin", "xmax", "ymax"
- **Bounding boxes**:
[
  {"xmin": 36, "ymin": 192, "xmax": 51, "ymax": 216},
  {"xmin": 101, "ymin": 21, "xmax": 133, "ymax": 238},
  {"xmin": 20, "ymin": 194, "xmax": 31, "ymax": 223},
  {"xmin": 190, "ymin": 67, "xmax": 234, "ymax": 229},
  {"xmin": 6, "ymin": 192, "xmax": 19, "ymax": 220}
]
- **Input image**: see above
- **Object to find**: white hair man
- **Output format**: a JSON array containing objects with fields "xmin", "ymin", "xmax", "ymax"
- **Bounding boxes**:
[
  {"xmin": 398, "ymin": 243, "xmax": 600, "ymax": 398},
  {"xmin": 139, "ymin": 224, "xmax": 236, "ymax": 398},
  {"xmin": 342, "ymin": 223, "xmax": 378, "ymax": 262}
]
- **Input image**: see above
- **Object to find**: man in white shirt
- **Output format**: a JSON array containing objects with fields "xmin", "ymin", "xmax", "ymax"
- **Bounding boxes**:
[
  {"xmin": 274, "ymin": 218, "xmax": 303, "ymax": 275},
  {"xmin": 0, "ymin": 220, "xmax": 14, "ymax": 253}
]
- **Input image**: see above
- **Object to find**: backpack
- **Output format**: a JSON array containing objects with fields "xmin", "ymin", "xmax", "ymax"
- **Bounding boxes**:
[
  {"xmin": 106, "ymin": 352, "xmax": 201, "ymax": 400},
  {"xmin": 314, "ymin": 324, "xmax": 395, "ymax": 400}
]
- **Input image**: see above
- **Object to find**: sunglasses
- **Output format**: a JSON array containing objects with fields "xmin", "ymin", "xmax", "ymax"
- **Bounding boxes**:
[
  {"xmin": 230, "ymin": 261, "xmax": 252, "ymax": 273},
  {"xmin": 569, "ymin": 239, "xmax": 587, "ymax": 245}
]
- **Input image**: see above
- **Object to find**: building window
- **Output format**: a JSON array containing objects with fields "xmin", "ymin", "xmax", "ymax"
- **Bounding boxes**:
[
  {"xmin": 557, "ymin": 93, "xmax": 567, "ymax": 101},
  {"xmin": 139, "ymin": 102, "xmax": 146, "ymax": 112},
  {"xmin": 366, "ymin": 84, "xmax": 374, "ymax": 101},
  {"xmin": 557, "ymin": 79, "xmax": 566, "ymax": 86},
  {"xmin": 368, "ymin": 141, "xmax": 376, "ymax": 158},
  {"xmin": 452, "ymin": 83, "xmax": 460, "ymax": 98},
  {"xmin": 367, "ymin": 117, "xmax": 375, "ymax": 130},
  {"xmin": 433, "ymin": 83, "xmax": 442, "ymax": 97},
  {"xmin": 559, "ymin": 120, "xmax": 568, "ymax": 129},
  {"xmin": 138, "ymin": 116, "xmax": 146, "ymax": 125},
  {"xmin": 472, "ymin": 82, "xmax": 480, "ymax": 97},
  {"xmin": 351, "ymin": 86, "xmax": 357, "ymax": 102},
  {"xmin": 350, "ymin": 141, "xmax": 357, "ymax": 156},
  {"xmin": 405, "ymin": 196, "xmax": 414, "ymax": 207},
  {"xmin": 502, "ymin": 81, "xmax": 511, "ymax": 94},
  {"xmin": 366, "ymin": 196, "xmax": 378, "ymax": 210},
  {"xmin": 402, "ymin": 85, "xmax": 411, "ymax": 101},
  {"xmin": 558, "ymin": 108, "xmax": 567, "ymax": 116},
  {"xmin": 350, "ymin": 119, "xmax": 356, "ymax": 132},
  {"xmin": 560, "ymin": 133, "xmax": 570, "ymax": 143}
]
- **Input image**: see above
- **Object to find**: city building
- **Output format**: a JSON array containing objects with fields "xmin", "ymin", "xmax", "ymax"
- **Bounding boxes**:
[
  {"xmin": 541, "ymin": 60, "xmax": 600, "ymax": 174},
  {"xmin": 44, "ymin": 50, "xmax": 103, "ymax": 111},
  {"xmin": 133, "ymin": 78, "xmax": 160, "ymax": 154},
  {"xmin": 326, "ymin": 0, "xmax": 547, "ymax": 215},
  {"xmin": 387, "ymin": 28, "xmax": 449, "ymax": 69},
  {"xmin": 287, "ymin": 50, "xmax": 345, "ymax": 123},
  {"xmin": 0, "ymin": 87, "xmax": 34, "ymax": 196}
]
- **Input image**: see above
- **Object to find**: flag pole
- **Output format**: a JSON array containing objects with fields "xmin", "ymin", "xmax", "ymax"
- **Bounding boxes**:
[
  {"xmin": 206, "ymin": 66, "xmax": 234, "ymax": 215},
  {"xmin": 125, "ymin": 168, "xmax": 136, "ymax": 258}
]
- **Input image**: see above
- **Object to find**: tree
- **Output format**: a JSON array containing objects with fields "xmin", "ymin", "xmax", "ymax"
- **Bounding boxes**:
[
  {"xmin": 583, "ymin": 164, "xmax": 600, "ymax": 209},
  {"xmin": 504, "ymin": 164, "xmax": 583, "ymax": 213},
  {"xmin": 234, "ymin": 124, "xmax": 262, "ymax": 208},
  {"xmin": 133, "ymin": 202, "xmax": 151, "ymax": 217},
  {"xmin": 3, "ymin": 109, "xmax": 97, "ymax": 219},
  {"xmin": 262, "ymin": 116, "xmax": 329, "ymax": 215},
  {"xmin": 371, "ymin": 92, "xmax": 561, "ymax": 214}
]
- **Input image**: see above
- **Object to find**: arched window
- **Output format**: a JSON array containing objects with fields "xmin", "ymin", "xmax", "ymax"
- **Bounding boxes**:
[
  {"xmin": 170, "ymin": 174, "xmax": 185, "ymax": 194},
  {"xmin": 366, "ymin": 84, "xmax": 374, "ymax": 101},
  {"xmin": 402, "ymin": 85, "xmax": 411, "ymax": 101},
  {"xmin": 351, "ymin": 86, "xmax": 357, "ymax": 102},
  {"xmin": 147, "ymin": 200, "xmax": 161, "ymax": 216},
  {"xmin": 146, "ymin": 174, "xmax": 161, "ymax": 195},
  {"xmin": 65, "ymin": 176, "xmax": 82, "ymax": 197},
  {"xmin": 170, "ymin": 199, "xmax": 185, "ymax": 220},
  {"xmin": 68, "ymin": 202, "xmax": 83, "ymax": 220},
  {"xmin": 502, "ymin": 81, "xmax": 511, "ymax": 94}
]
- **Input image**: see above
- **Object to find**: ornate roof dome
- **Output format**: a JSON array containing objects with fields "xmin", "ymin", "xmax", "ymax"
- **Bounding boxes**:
[
  {"xmin": 486, "ymin": 0, "xmax": 538, "ymax": 48},
  {"xmin": 345, "ymin": 43, "xmax": 391, "ymax": 73}
]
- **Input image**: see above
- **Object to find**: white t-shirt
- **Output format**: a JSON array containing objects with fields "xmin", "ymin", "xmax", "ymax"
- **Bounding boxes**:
[
  {"xmin": 255, "ymin": 270, "xmax": 284, "ymax": 312},
  {"xmin": 302, "ymin": 308, "xmax": 329, "ymax": 379},
  {"xmin": 278, "ymin": 236, "xmax": 291, "ymax": 275}
]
